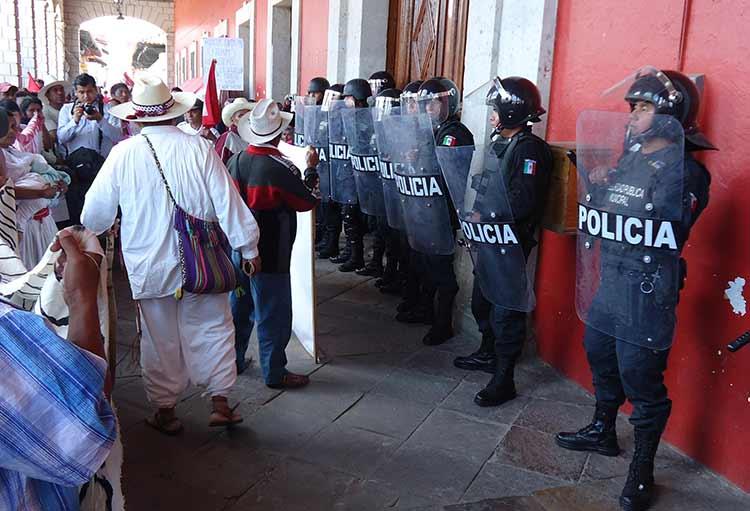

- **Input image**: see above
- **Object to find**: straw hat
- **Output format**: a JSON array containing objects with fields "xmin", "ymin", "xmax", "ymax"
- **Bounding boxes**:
[
  {"xmin": 222, "ymin": 97, "xmax": 256, "ymax": 127},
  {"xmin": 237, "ymin": 98, "xmax": 292, "ymax": 145},
  {"xmin": 109, "ymin": 74, "xmax": 196, "ymax": 123},
  {"xmin": 39, "ymin": 76, "xmax": 69, "ymax": 105}
]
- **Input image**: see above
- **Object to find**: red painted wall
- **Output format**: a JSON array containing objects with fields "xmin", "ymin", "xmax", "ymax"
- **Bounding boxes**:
[
  {"xmin": 174, "ymin": 0, "xmax": 329, "ymax": 99},
  {"xmin": 538, "ymin": 0, "xmax": 750, "ymax": 491},
  {"xmin": 298, "ymin": 0, "xmax": 330, "ymax": 93}
]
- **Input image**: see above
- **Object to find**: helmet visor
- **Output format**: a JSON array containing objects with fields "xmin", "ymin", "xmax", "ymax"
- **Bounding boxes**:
[
  {"xmin": 602, "ymin": 66, "xmax": 684, "ymax": 112},
  {"xmin": 321, "ymin": 89, "xmax": 342, "ymax": 112},
  {"xmin": 373, "ymin": 96, "xmax": 399, "ymax": 120}
]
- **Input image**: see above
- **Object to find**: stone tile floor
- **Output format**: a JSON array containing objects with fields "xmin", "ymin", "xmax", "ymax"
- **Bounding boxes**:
[{"xmin": 111, "ymin": 259, "xmax": 750, "ymax": 510}]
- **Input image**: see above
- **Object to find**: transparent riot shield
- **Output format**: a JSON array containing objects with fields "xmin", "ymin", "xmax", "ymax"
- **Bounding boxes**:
[
  {"xmin": 327, "ymin": 100, "xmax": 357, "ymax": 204},
  {"xmin": 384, "ymin": 112, "xmax": 455, "ymax": 255},
  {"xmin": 437, "ymin": 145, "xmax": 535, "ymax": 311},
  {"xmin": 293, "ymin": 96, "xmax": 313, "ymax": 147},
  {"xmin": 304, "ymin": 105, "xmax": 331, "ymax": 202},
  {"xmin": 576, "ymin": 110, "xmax": 685, "ymax": 349},
  {"xmin": 342, "ymin": 107, "xmax": 386, "ymax": 216},
  {"xmin": 372, "ymin": 106, "xmax": 405, "ymax": 230}
]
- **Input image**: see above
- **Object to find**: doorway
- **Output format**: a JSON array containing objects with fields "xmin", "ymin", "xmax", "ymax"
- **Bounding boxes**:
[{"xmin": 386, "ymin": 0, "xmax": 470, "ymax": 92}]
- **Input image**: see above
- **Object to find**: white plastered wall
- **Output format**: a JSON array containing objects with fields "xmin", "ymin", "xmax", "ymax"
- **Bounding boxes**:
[{"xmin": 326, "ymin": 0, "xmax": 389, "ymax": 84}]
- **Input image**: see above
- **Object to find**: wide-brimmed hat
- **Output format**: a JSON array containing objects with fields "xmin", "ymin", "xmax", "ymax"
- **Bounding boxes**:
[
  {"xmin": 110, "ymin": 74, "xmax": 196, "ymax": 123},
  {"xmin": 238, "ymin": 98, "xmax": 292, "ymax": 145},
  {"xmin": 222, "ymin": 97, "xmax": 256, "ymax": 127},
  {"xmin": 0, "ymin": 83, "xmax": 18, "ymax": 94},
  {"xmin": 39, "ymin": 77, "xmax": 69, "ymax": 105}
]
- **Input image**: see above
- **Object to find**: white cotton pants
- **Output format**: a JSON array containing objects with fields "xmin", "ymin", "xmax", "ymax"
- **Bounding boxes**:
[
  {"xmin": 138, "ymin": 292, "xmax": 237, "ymax": 408},
  {"xmin": 19, "ymin": 215, "xmax": 57, "ymax": 270}
]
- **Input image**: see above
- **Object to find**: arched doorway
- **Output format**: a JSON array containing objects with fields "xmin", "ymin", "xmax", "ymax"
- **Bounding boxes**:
[
  {"xmin": 78, "ymin": 16, "xmax": 167, "ymax": 92},
  {"xmin": 63, "ymin": 0, "xmax": 174, "ymax": 86}
]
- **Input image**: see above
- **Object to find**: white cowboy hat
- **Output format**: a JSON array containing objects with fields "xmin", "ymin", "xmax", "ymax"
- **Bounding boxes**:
[
  {"xmin": 238, "ymin": 98, "xmax": 292, "ymax": 145},
  {"xmin": 38, "ymin": 77, "xmax": 70, "ymax": 105},
  {"xmin": 109, "ymin": 74, "xmax": 196, "ymax": 123},
  {"xmin": 222, "ymin": 97, "xmax": 256, "ymax": 127}
]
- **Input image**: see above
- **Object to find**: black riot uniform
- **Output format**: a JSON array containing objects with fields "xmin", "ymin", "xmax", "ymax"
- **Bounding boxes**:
[
  {"xmin": 333, "ymin": 78, "xmax": 372, "ymax": 272},
  {"xmin": 555, "ymin": 69, "xmax": 713, "ymax": 511},
  {"xmin": 372, "ymin": 88, "xmax": 406, "ymax": 290},
  {"xmin": 453, "ymin": 77, "xmax": 552, "ymax": 408},
  {"xmin": 415, "ymin": 78, "xmax": 474, "ymax": 346},
  {"xmin": 307, "ymin": 77, "xmax": 332, "ymax": 252},
  {"xmin": 318, "ymin": 84, "xmax": 345, "ymax": 260}
]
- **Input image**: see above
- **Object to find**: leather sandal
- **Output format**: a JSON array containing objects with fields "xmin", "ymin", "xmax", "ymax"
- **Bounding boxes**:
[
  {"xmin": 266, "ymin": 372, "xmax": 310, "ymax": 390},
  {"xmin": 208, "ymin": 398, "xmax": 243, "ymax": 427},
  {"xmin": 145, "ymin": 409, "xmax": 184, "ymax": 436}
]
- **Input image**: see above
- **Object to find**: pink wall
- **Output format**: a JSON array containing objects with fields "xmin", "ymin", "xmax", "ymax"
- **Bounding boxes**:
[
  {"xmin": 298, "ymin": 0, "xmax": 330, "ymax": 93},
  {"xmin": 537, "ymin": 0, "xmax": 750, "ymax": 491},
  {"xmin": 174, "ymin": 0, "xmax": 329, "ymax": 99}
]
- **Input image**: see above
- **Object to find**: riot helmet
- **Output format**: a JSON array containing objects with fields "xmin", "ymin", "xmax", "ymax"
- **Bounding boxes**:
[
  {"xmin": 308, "ymin": 77, "xmax": 331, "ymax": 105},
  {"xmin": 368, "ymin": 71, "xmax": 396, "ymax": 96},
  {"xmin": 322, "ymin": 86, "xmax": 343, "ymax": 112},
  {"xmin": 343, "ymin": 78, "xmax": 373, "ymax": 108},
  {"xmin": 374, "ymin": 88, "xmax": 402, "ymax": 120},
  {"xmin": 417, "ymin": 78, "xmax": 460, "ymax": 127},
  {"xmin": 400, "ymin": 80, "xmax": 424, "ymax": 115},
  {"xmin": 622, "ymin": 68, "xmax": 715, "ymax": 150},
  {"xmin": 486, "ymin": 76, "xmax": 546, "ymax": 130}
]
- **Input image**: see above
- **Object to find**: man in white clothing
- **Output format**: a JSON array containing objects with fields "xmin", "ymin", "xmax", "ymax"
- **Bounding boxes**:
[
  {"xmin": 81, "ymin": 75, "xmax": 261, "ymax": 435},
  {"xmin": 177, "ymin": 98, "xmax": 220, "ymax": 142}
]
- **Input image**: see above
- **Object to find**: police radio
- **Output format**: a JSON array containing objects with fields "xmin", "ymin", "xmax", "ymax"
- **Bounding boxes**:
[{"xmin": 727, "ymin": 331, "xmax": 750, "ymax": 353}]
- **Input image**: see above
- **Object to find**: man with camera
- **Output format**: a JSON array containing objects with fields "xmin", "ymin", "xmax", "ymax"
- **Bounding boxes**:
[
  {"xmin": 58, "ymin": 73, "xmax": 122, "ymax": 159},
  {"xmin": 57, "ymin": 73, "xmax": 123, "ymax": 224}
]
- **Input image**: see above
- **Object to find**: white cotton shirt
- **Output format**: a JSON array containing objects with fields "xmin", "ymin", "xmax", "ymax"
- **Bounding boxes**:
[{"xmin": 80, "ymin": 125, "xmax": 260, "ymax": 300}]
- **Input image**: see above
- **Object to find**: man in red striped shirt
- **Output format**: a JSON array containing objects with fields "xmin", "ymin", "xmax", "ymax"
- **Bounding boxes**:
[{"xmin": 227, "ymin": 99, "xmax": 319, "ymax": 388}]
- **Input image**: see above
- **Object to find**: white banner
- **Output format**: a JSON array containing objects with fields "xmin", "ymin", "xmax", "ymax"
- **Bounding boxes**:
[
  {"xmin": 201, "ymin": 37, "xmax": 244, "ymax": 91},
  {"xmin": 279, "ymin": 141, "xmax": 317, "ymax": 360}
]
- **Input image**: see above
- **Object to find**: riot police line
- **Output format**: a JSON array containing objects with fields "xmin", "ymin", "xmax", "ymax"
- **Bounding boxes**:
[{"xmin": 294, "ymin": 66, "xmax": 714, "ymax": 511}]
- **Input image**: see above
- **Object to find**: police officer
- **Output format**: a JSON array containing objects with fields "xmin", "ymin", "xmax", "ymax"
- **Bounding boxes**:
[
  {"xmin": 318, "ymin": 83, "xmax": 345, "ymax": 260},
  {"xmin": 555, "ymin": 69, "xmax": 712, "ymax": 511},
  {"xmin": 414, "ymin": 77, "xmax": 473, "ymax": 345},
  {"xmin": 333, "ymin": 78, "xmax": 371, "ymax": 272},
  {"xmin": 307, "ymin": 77, "xmax": 332, "ymax": 252},
  {"xmin": 307, "ymin": 76, "xmax": 330, "ymax": 105},
  {"xmin": 369, "ymin": 71, "xmax": 396, "ymax": 97},
  {"xmin": 452, "ymin": 78, "xmax": 552, "ymax": 409}
]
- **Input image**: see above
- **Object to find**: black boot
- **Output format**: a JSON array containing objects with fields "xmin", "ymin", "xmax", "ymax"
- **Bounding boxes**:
[
  {"xmin": 329, "ymin": 244, "xmax": 349, "ymax": 263},
  {"xmin": 474, "ymin": 359, "xmax": 517, "ymax": 407},
  {"xmin": 355, "ymin": 260, "xmax": 383, "ymax": 277},
  {"xmin": 454, "ymin": 332, "xmax": 497, "ymax": 373},
  {"xmin": 619, "ymin": 430, "xmax": 660, "ymax": 511},
  {"xmin": 315, "ymin": 229, "xmax": 329, "ymax": 251},
  {"xmin": 422, "ymin": 290, "xmax": 456, "ymax": 346},
  {"xmin": 555, "ymin": 404, "xmax": 621, "ymax": 456},
  {"xmin": 339, "ymin": 240, "xmax": 364, "ymax": 272},
  {"xmin": 318, "ymin": 228, "xmax": 341, "ymax": 259},
  {"xmin": 395, "ymin": 305, "xmax": 433, "ymax": 325}
]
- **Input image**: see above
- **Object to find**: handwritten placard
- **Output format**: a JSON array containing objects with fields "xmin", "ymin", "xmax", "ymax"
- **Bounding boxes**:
[{"xmin": 201, "ymin": 37, "xmax": 244, "ymax": 91}]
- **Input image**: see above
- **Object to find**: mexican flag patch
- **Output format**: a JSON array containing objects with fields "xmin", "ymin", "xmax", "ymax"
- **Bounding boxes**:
[
  {"xmin": 523, "ymin": 159, "xmax": 537, "ymax": 175},
  {"xmin": 441, "ymin": 135, "xmax": 457, "ymax": 146}
]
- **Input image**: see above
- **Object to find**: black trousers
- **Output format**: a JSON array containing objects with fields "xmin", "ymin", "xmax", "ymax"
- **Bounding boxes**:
[
  {"xmin": 584, "ymin": 326, "xmax": 672, "ymax": 433},
  {"xmin": 342, "ymin": 204, "xmax": 363, "ymax": 252},
  {"xmin": 471, "ymin": 280, "xmax": 526, "ymax": 361},
  {"xmin": 419, "ymin": 252, "xmax": 459, "ymax": 328}
]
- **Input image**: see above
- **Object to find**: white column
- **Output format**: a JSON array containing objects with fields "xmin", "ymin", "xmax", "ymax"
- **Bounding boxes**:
[
  {"xmin": 461, "ymin": 0, "xmax": 559, "ymax": 145},
  {"xmin": 326, "ymin": 0, "xmax": 388, "ymax": 84}
]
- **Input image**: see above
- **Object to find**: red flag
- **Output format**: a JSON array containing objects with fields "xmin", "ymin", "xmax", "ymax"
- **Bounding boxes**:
[
  {"xmin": 26, "ymin": 73, "xmax": 41, "ymax": 93},
  {"xmin": 202, "ymin": 59, "xmax": 220, "ymax": 128}
]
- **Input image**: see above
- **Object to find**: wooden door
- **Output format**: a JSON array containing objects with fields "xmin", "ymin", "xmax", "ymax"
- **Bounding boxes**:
[{"xmin": 386, "ymin": 0, "xmax": 469, "ymax": 93}]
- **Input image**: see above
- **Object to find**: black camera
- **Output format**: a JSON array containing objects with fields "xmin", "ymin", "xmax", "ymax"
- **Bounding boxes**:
[{"xmin": 83, "ymin": 104, "xmax": 98, "ymax": 116}]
